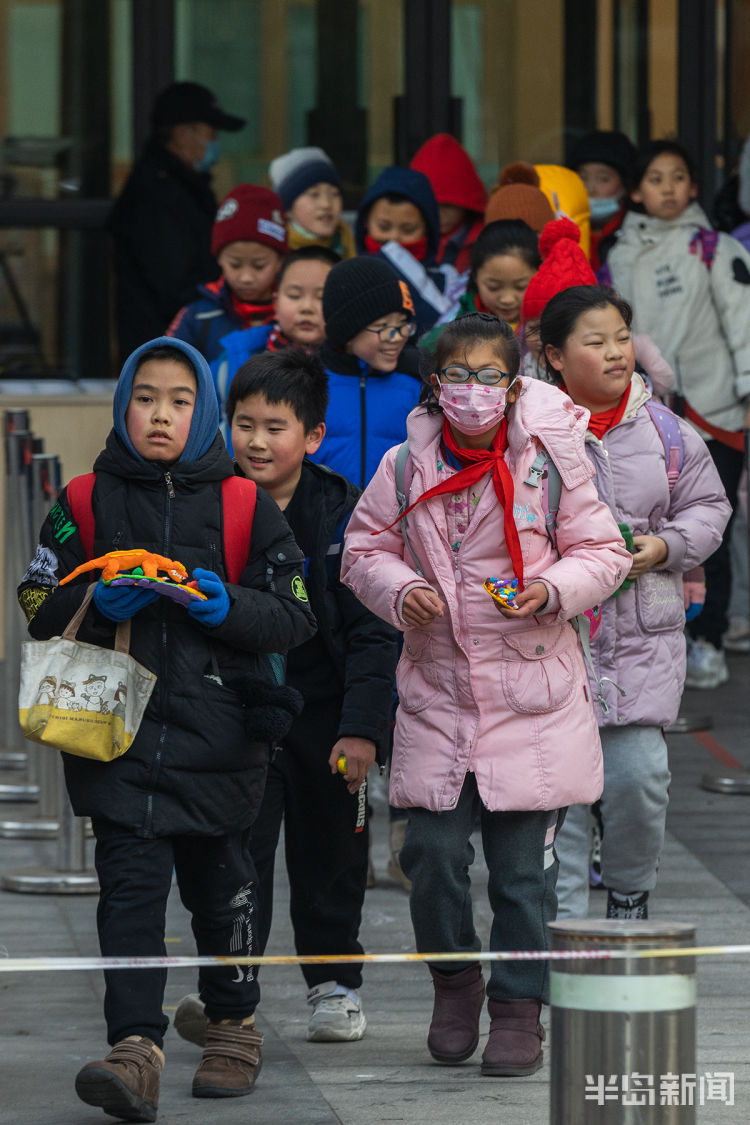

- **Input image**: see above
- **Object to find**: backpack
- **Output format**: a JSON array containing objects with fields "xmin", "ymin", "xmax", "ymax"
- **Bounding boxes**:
[{"xmin": 65, "ymin": 473, "xmax": 257, "ymax": 585}]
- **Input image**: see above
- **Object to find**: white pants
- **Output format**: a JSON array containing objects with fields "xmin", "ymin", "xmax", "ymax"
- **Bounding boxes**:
[{"xmin": 554, "ymin": 724, "xmax": 670, "ymax": 920}]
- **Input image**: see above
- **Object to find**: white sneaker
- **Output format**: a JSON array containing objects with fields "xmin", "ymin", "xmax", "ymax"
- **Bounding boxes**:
[
  {"xmin": 306, "ymin": 982, "xmax": 367, "ymax": 1042},
  {"xmin": 723, "ymin": 618, "xmax": 750, "ymax": 654},
  {"xmin": 684, "ymin": 639, "xmax": 729, "ymax": 689}
]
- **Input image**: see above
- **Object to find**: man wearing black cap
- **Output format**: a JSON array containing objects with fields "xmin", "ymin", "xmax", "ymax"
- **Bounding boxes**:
[{"xmin": 110, "ymin": 82, "xmax": 245, "ymax": 362}]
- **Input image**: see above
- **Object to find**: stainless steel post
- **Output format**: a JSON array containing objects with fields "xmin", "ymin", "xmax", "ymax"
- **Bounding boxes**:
[
  {"xmin": 0, "ymin": 425, "xmax": 39, "ymax": 799},
  {"xmin": 0, "ymin": 411, "xmax": 31, "ymax": 770},
  {"xmin": 1, "ymin": 758, "xmax": 98, "ymax": 893},
  {"xmin": 549, "ymin": 920, "xmax": 696, "ymax": 1124},
  {"xmin": 0, "ymin": 454, "xmax": 62, "ymax": 837}
]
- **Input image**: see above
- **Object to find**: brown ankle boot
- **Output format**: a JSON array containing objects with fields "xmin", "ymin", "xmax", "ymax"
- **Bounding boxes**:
[
  {"xmin": 427, "ymin": 965, "xmax": 485, "ymax": 1064},
  {"xmin": 192, "ymin": 1018, "xmax": 263, "ymax": 1099},
  {"xmin": 75, "ymin": 1035, "xmax": 164, "ymax": 1122},
  {"xmin": 481, "ymin": 998, "xmax": 545, "ymax": 1076}
]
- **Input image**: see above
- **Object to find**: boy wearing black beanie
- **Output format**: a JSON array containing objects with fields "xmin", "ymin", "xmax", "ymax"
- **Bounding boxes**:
[{"xmin": 310, "ymin": 256, "xmax": 423, "ymax": 488}]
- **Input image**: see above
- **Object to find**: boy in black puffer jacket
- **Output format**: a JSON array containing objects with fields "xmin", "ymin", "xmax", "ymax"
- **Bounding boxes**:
[
  {"xmin": 18, "ymin": 337, "xmax": 316, "ymax": 1122},
  {"xmin": 172, "ymin": 349, "xmax": 397, "ymax": 1045}
]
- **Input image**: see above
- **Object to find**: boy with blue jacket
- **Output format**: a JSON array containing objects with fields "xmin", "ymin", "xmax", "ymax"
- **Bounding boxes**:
[{"xmin": 18, "ymin": 337, "xmax": 315, "ymax": 1121}]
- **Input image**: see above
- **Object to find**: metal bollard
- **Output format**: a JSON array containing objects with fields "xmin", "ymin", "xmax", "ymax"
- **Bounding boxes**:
[
  {"xmin": 1, "ymin": 758, "xmax": 98, "ymax": 893},
  {"xmin": 0, "ymin": 454, "xmax": 62, "ymax": 838},
  {"xmin": 549, "ymin": 919, "xmax": 696, "ymax": 1124},
  {"xmin": 0, "ymin": 423, "xmax": 39, "ymax": 798}
]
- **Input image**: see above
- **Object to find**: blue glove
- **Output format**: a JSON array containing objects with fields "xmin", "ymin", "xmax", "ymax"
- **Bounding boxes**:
[
  {"xmin": 187, "ymin": 568, "xmax": 230, "ymax": 628},
  {"xmin": 93, "ymin": 581, "xmax": 160, "ymax": 622}
]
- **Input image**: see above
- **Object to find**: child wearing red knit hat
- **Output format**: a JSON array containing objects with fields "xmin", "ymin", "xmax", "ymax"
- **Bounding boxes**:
[
  {"xmin": 519, "ymin": 218, "xmax": 596, "ymax": 378},
  {"xmin": 168, "ymin": 184, "xmax": 289, "ymax": 362}
]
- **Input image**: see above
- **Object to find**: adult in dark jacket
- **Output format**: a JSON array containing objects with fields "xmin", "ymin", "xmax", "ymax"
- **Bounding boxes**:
[
  {"xmin": 110, "ymin": 82, "xmax": 245, "ymax": 363},
  {"xmin": 18, "ymin": 336, "xmax": 316, "ymax": 1116},
  {"xmin": 222, "ymin": 352, "xmax": 398, "ymax": 1043}
]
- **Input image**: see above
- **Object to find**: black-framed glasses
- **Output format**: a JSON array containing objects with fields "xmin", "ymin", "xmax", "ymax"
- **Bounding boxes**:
[
  {"xmin": 363, "ymin": 321, "xmax": 417, "ymax": 343},
  {"xmin": 438, "ymin": 365, "xmax": 516, "ymax": 386}
]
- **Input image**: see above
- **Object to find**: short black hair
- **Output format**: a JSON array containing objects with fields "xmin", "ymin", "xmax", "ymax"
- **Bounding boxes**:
[
  {"xmin": 225, "ymin": 349, "xmax": 329, "ymax": 432},
  {"xmin": 540, "ymin": 285, "xmax": 632, "ymax": 384},
  {"xmin": 424, "ymin": 312, "xmax": 520, "ymax": 380},
  {"xmin": 469, "ymin": 219, "xmax": 541, "ymax": 287},
  {"xmin": 134, "ymin": 345, "xmax": 197, "ymax": 379},
  {"xmin": 632, "ymin": 138, "xmax": 697, "ymax": 189},
  {"xmin": 276, "ymin": 245, "xmax": 340, "ymax": 286}
]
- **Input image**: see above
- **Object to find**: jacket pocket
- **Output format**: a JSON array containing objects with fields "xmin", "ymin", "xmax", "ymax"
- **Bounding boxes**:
[
  {"xmin": 397, "ymin": 630, "xmax": 441, "ymax": 714},
  {"xmin": 500, "ymin": 622, "xmax": 576, "ymax": 715},
  {"xmin": 635, "ymin": 570, "xmax": 685, "ymax": 634}
]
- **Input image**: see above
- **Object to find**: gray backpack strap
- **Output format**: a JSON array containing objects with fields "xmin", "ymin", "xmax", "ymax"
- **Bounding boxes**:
[
  {"xmin": 394, "ymin": 440, "xmax": 424, "ymax": 578},
  {"xmin": 524, "ymin": 445, "xmax": 561, "ymax": 550},
  {"xmin": 571, "ymin": 613, "xmax": 626, "ymax": 716}
]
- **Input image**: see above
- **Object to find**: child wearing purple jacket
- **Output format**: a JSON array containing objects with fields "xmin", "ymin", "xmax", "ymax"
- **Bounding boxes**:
[{"xmin": 541, "ymin": 286, "xmax": 731, "ymax": 920}]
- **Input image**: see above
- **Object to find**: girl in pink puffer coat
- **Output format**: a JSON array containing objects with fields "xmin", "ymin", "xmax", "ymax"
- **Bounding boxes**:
[
  {"xmin": 541, "ymin": 286, "xmax": 730, "ymax": 923},
  {"xmin": 341, "ymin": 312, "xmax": 631, "ymax": 1078}
]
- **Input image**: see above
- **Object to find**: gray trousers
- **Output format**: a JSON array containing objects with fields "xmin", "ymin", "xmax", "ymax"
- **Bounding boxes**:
[
  {"xmin": 554, "ymin": 725, "xmax": 670, "ymax": 919},
  {"xmin": 400, "ymin": 772, "xmax": 561, "ymax": 1003}
]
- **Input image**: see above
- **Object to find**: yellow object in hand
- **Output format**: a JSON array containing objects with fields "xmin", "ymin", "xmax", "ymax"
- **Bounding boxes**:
[{"xmin": 337, "ymin": 755, "xmax": 347, "ymax": 774}]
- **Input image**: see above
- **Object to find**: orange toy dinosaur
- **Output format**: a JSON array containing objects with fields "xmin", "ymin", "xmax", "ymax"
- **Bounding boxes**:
[{"xmin": 59, "ymin": 550, "xmax": 188, "ymax": 586}]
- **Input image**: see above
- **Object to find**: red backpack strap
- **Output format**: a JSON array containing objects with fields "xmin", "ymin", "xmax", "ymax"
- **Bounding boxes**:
[
  {"xmin": 65, "ymin": 472, "xmax": 97, "ymax": 560},
  {"xmin": 221, "ymin": 476, "xmax": 257, "ymax": 584}
]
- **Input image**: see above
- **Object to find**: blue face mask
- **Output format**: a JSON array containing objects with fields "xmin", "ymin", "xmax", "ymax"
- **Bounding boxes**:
[
  {"xmin": 589, "ymin": 195, "xmax": 621, "ymax": 223},
  {"xmin": 194, "ymin": 138, "xmax": 220, "ymax": 173}
]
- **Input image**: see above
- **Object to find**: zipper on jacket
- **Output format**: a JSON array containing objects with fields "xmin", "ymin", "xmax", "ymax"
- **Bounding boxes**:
[
  {"xmin": 359, "ymin": 372, "xmax": 367, "ymax": 489},
  {"xmin": 144, "ymin": 723, "xmax": 168, "ymax": 835}
]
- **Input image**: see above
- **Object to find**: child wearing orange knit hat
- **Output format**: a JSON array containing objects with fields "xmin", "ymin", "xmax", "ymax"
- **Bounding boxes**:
[{"xmin": 485, "ymin": 163, "xmax": 555, "ymax": 232}]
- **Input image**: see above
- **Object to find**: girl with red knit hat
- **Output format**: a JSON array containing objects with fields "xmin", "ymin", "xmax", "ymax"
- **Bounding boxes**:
[{"xmin": 167, "ymin": 185, "xmax": 288, "ymax": 362}]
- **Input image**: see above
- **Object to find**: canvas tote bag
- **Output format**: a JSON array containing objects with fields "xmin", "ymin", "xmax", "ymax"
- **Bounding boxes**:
[{"xmin": 18, "ymin": 585, "xmax": 156, "ymax": 761}]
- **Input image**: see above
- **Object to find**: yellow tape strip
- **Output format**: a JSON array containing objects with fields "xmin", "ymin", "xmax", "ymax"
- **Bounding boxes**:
[{"xmin": 0, "ymin": 944, "xmax": 748, "ymax": 972}]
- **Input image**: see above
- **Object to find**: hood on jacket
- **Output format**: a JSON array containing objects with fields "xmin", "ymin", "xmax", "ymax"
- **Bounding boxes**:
[
  {"xmin": 409, "ymin": 134, "xmax": 488, "ymax": 216},
  {"xmin": 535, "ymin": 164, "xmax": 591, "ymax": 258},
  {"xmin": 114, "ymin": 335, "xmax": 220, "ymax": 463},
  {"xmin": 621, "ymin": 200, "xmax": 713, "ymax": 238},
  {"xmin": 355, "ymin": 166, "xmax": 440, "ymax": 261}
]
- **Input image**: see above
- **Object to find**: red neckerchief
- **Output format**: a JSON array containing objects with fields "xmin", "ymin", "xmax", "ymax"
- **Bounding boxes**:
[
  {"xmin": 266, "ymin": 323, "xmax": 291, "ymax": 352},
  {"xmin": 231, "ymin": 292, "xmax": 275, "ymax": 327},
  {"xmin": 585, "ymin": 388, "xmax": 629, "ymax": 440},
  {"xmin": 364, "ymin": 233, "xmax": 429, "ymax": 262},
  {"xmin": 473, "ymin": 291, "xmax": 492, "ymax": 314},
  {"xmin": 375, "ymin": 416, "xmax": 525, "ymax": 590}
]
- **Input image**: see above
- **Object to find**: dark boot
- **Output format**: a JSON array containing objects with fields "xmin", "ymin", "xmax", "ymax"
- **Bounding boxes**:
[
  {"xmin": 192, "ymin": 1018, "xmax": 263, "ymax": 1099},
  {"xmin": 427, "ymin": 964, "xmax": 485, "ymax": 1064},
  {"xmin": 75, "ymin": 1036, "xmax": 163, "ymax": 1122},
  {"xmin": 607, "ymin": 889, "xmax": 649, "ymax": 919},
  {"xmin": 481, "ymin": 998, "xmax": 545, "ymax": 1077}
]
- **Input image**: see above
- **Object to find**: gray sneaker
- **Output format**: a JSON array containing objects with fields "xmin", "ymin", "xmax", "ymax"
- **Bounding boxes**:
[
  {"xmin": 173, "ymin": 993, "xmax": 208, "ymax": 1047},
  {"xmin": 684, "ymin": 639, "xmax": 729, "ymax": 689},
  {"xmin": 306, "ymin": 982, "xmax": 367, "ymax": 1042}
]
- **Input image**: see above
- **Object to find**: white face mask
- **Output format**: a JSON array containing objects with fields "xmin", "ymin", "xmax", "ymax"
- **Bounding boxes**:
[{"xmin": 438, "ymin": 381, "xmax": 515, "ymax": 435}]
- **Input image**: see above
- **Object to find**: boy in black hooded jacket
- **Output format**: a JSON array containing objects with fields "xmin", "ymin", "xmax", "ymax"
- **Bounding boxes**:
[{"xmin": 18, "ymin": 337, "xmax": 316, "ymax": 1122}]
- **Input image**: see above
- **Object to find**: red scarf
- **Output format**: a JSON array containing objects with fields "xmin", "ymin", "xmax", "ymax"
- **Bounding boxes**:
[
  {"xmin": 266, "ymin": 323, "xmax": 291, "ymax": 352},
  {"xmin": 231, "ymin": 293, "xmax": 275, "ymax": 327},
  {"xmin": 364, "ymin": 233, "xmax": 429, "ymax": 262},
  {"xmin": 473, "ymin": 291, "xmax": 492, "ymax": 314},
  {"xmin": 584, "ymin": 388, "xmax": 629, "ymax": 440},
  {"xmin": 376, "ymin": 417, "xmax": 525, "ymax": 589}
]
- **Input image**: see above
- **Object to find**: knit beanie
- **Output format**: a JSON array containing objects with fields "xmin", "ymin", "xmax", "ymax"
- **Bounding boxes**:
[
  {"xmin": 521, "ymin": 217, "xmax": 597, "ymax": 322},
  {"xmin": 212, "ymin": 185, "xmax": 288, "ymax": 257},
  {"xmin": 485, "ymin": 163, "xmax": 555, "ymax": 232},
  {"xmin": 568, "ymin": 130, "xmax": 636, "ymax": 185},
  {"xmin": 323, "ymin": 257, "xmax": 415, "ymax": 348},
  {"xmin": 268, "ymin": 147, "xmax": 341, "ymax": 211}
]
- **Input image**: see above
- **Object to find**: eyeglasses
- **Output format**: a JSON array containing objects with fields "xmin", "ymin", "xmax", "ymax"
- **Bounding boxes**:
[
  {"xmin": 438, "ymin": 365, "xmax": 516, "ymax": 386},
  {"xmin": 363, "ymin": 321, "xmax": 417, "ymax": 343}
]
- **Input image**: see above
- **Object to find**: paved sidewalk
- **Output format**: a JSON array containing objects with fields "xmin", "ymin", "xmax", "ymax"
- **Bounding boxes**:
[{"xmin": 0, "ymin": 654, "xmax": 748, "ymax": 1124}]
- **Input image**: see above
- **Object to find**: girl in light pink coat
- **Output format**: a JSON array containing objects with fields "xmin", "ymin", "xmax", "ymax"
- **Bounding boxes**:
[{"xmin": 341, "ymin": 312, "xmax": 631, "ymax": 1078}]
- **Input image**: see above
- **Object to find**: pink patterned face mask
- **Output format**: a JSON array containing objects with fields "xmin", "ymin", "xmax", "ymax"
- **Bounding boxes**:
[{"xmin": 438, "ymin": 381, "xmax": 514, "ymax": 435}]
